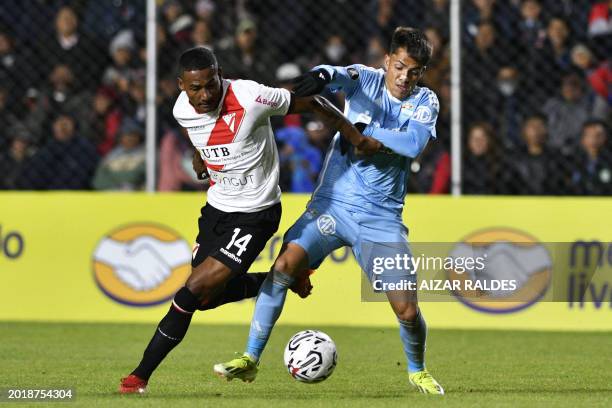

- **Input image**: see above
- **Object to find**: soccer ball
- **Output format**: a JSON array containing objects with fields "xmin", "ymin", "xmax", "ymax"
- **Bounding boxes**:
[{"xmin": 283, "ymin": 330, "xmax": 337, "ymax": 383}]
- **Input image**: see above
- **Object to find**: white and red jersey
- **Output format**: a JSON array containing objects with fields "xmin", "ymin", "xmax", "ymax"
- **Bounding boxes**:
[{"xmin": 173, "ymin": 79, "xmax": 291, "ymax": 213}]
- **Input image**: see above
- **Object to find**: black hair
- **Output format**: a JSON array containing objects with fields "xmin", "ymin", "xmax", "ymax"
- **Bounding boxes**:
[
  {"xmin": 178, "ymin": 46, "xmax": 217, "ymax": 76},
  {"xmin": 523, "ymin": 113, "xmax": 547, "ymax": 124},
  {"xmin": 582, "ymin": 119, "xmax": 609, "ymax": 135},
  {"xmin": 389, "ymin": 27, "xmax": 433, "ymax": 66}
]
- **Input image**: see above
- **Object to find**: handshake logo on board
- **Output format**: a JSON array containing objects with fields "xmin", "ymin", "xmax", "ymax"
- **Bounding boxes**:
[{"xmin": 92, "ymin": 224, "xmax": 192, "ymax": 306}]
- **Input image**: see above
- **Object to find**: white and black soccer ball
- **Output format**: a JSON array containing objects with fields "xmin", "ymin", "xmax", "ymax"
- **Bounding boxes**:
[{"xmin": 283, "ymin": 330, "xmax": 337, "ymax": 383}]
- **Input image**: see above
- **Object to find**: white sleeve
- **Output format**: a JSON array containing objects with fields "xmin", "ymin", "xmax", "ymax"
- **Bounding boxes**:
[{"xmin": 249, "ymin": 83, "xmax": 292, "ymax": 117}]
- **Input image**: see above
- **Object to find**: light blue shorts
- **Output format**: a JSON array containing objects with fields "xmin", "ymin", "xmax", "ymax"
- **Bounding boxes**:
[{"xmin": 283, "ymin": 198, "xmax": 416, "ymax": 287}]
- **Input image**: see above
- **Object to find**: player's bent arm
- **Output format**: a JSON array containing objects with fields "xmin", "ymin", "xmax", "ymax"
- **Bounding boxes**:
[
  {"xmin": 363, "ymin": 124, "xmax": 432, "ymax": 158},
  {"xmin": 180, "ymin": 127, "xmax": 209, "ymax": 180},
  {"xmin": 288, "ymin": 94, "xmax": 382, "ymax": 155}
]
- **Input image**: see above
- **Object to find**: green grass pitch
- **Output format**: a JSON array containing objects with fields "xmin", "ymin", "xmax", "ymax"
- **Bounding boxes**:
[{"xmin": 1, "ymin": 322, "xmax": 610, "ymax": 407}]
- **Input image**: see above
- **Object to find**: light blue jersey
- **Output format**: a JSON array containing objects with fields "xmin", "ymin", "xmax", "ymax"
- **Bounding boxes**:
[
  {"xmin": 284, "ymin": 64, "xmax": 440, "ymax": 277},
  {"xmin": 312, "ymin": 64, "xmax": 439, "ymax": 216}
]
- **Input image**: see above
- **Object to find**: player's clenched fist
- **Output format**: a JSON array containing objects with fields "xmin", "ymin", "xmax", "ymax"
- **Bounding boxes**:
[{"xmin": 291, "ymin": 69, "xmax": 331, "ymax": 96}]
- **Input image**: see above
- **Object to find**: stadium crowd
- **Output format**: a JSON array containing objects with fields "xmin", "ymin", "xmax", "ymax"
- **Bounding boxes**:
[{"xmin": 0, "ymin": 0, "xmax": 610, "ymax": 194}]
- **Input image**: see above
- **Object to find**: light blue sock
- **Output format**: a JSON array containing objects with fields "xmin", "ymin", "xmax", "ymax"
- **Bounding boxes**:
[
  {"xmin": 245, "ymin": 269, "xmax": 294, "ymax": 361},
  {"xmin": 398, "ymin": 308, "xmax": 427, "ymax": 373}
]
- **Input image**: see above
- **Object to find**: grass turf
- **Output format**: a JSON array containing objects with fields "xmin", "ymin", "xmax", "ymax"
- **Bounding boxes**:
[{"xmin": 0, "ymin": 322, "xmax": 611, "ymax": 407}]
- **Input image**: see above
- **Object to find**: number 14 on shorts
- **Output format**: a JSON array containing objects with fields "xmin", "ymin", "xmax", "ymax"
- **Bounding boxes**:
[{"xmin": 226, "ymin": 228, "xmax": 252, "ymax": 257}]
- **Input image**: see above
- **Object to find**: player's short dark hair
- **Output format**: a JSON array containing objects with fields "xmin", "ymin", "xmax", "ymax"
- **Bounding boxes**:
[
  {"xmin": 389, "ymin": 27, "xmax": 433, "ymax": 66},
  {"xmin": 178, "ymin": 46, "xmax": 217, "ymax": 76}
]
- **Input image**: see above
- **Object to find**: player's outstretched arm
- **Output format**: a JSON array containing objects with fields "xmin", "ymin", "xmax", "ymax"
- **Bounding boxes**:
[{"xmin": 289, "ymin": 94, "xmax": 382, "ymax": 155}]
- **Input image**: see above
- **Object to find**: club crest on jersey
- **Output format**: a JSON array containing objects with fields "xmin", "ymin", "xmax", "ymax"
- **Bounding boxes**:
[
  {"xmin": 222, "ymin": 112, "xmax": 237, "ymax": 132},
  {"xmin": 412, "ymin": 106, "xmax": 432, "ymax": 123},
  {"xmin": 255, "ymin": 95, "xmax": 279, "ymax": 108},
  {"xmin": 317, "ymin": 214, "xmax": 336, "ymax": 236}
]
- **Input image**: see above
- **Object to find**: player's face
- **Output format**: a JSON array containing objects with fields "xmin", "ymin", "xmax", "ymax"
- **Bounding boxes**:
[
  {"xmin": 178, "ymin": 68, "xmax": 222, "ymax": 113},
  {"xmin": 384, "ymin": 47, "xmax": 425, "ymax": 100}
]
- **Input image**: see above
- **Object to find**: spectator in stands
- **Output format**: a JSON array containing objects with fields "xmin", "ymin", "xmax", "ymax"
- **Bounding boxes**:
[
  {"xmin": 92, "ymin": 119, "xmax": 146, "ymax": 191},
  {"xmin": 517, "ymin": 0, "xmax": 546, "ymax": 49},
  {"xmin": 516, "ymin": 0, "xmax": 548, "ymax": 97},
  {"xmin": 542, "ymin": 73, "xmax": 592, "ymax": 153},
  {"xmin": 158, "ymin": 76, "xmax": 181, "ymax": 133},
  {"xmin": 570, "ymin": 120, "xmax": 612, "ymax": 195},
  {"xmin": 120, "ymin": 74, "xmax": 146, "ymax": 126},
  {"xmin": 0, "ymin": 123, "xmax": 34, "ymax": 189},
  {"xmin": 190, "ymin": 19, "xmax": 214, "ymax": 50},
  {"xmin": 158, "ymin": 130, "xmax": 204, "ymax": 191},
  {"xmin": 587, "ymin": 58, "xmax": 612, "ymax": 121},
  {"xmin": 18, "ymin": 114, "xmax": 98, "ymax": 190},
  {"xmin": 79, "ymin": 87, "xmax": 122, "ymax": 156},
  {"xmin": 161, "ymin": 0, "xmax": 193, "ymax": 46},
  {"xmin": 305, "ymin": 120, "xmax": 333, "ymax": 156},
  {"xmin": 321, "ymin": 34, "xmax": 351, "ymax": 67},
  {"xmin": 505, "ymin": 114, "xmax": 565, "ymax": 195},
  {"xmin": 422, "ymin": 27, "xmax": 449, "ymax": 95},
  {"xmin": 155, "ymin": 25, "xmax": 180, "ymax": 79},
  {"xmin": 462, "ymin": 122, "xmax": 500, "ymax": 194},
  {"xmin": 0, "ymin": 29, "xmax": 27, "ymax": 100},
  {"xmin": 17, "ymin": 88, "xmax": 46, "ymax": 147},
  {"xmin": 194, "ymin": 0, "xmax": 216, "ymax": 23},
  {"xmin": 365, "ymin": 35, "xmax": 386, "ymax": 69},
  {"xmin": 0, "ymin": 86, "xmax": 18, "ymax": 152},
  {"xmin": 570, "ymin": 43, "xmax": 596, "ymax": 74},
  {"xmin": 366, "ymin": 0, "xmax": 422, "ymax": 41},
  {"xmin": 276, "ymin": 126, "xmax": 322, "ymax": 192},
  {"xmin": 38, "ymin": 6, "xmax": 101, "ymax": 89},
  {"xmin": 216, "ymin": 19, "xmax": 274, "ymax": 84},
  {"xmin": 463, "ymin": 21, "xmax": 501, "ymax": 126},
  {"xmin": 535, "ymin": 16, "xmax": 573, "ymax": 93},
  {"xmin": 493, "ymin": 66, "xmax": 530, "ymax": 149},
  {"xmin": 465, "ymin": 0, "xmax": 496, "ymax": 37},
  {"xmin": 408, "ymin": 141, "xmax": 451, "ymax": 194},
  {"xmin": 81, "ymin": 0, "xmax": 146, "ymax": 43},
  {"xmin": 44, "ymin": 64, "xmax": 91, "ymax": 124},
  {"xmin": 424, "ymin": 0, "xmax": 449, "ymax": 39},
  {"xmin": 540, "ymin": 0, "xmax": 591, "ymax": 42},
  {"xmin": 587, "ymin": 0, "xmax": 612, "ymax": 58},
  {"xmin": 102, "ymin": 29, "xmax": 139, "ymax": 92}
]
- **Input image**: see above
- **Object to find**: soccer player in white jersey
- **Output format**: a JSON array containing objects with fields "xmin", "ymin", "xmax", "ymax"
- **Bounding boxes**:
[
  {"xmin": 216, "ymin": 28, "xmax": 445, "ymax": 394},
  {"xmin": 119, "ymin": 47, "xmax": 381, "ymax": 394}
]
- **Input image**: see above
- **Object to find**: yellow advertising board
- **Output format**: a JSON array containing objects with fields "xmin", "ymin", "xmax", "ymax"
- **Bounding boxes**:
[{"xmin": 0, "ymin": 192, "xmax": 611, "ymax": 330}]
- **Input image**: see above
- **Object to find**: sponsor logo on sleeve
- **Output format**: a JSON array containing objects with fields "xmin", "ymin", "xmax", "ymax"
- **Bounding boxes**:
[{"xmin": 255, "ymin": 95, "xmax": 279, "ymax": 108}]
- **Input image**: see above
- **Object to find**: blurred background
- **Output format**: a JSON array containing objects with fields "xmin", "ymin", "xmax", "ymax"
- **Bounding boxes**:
[{"xmin": 0, "ymin": 0, "xmax": 610, "ymax": 195}]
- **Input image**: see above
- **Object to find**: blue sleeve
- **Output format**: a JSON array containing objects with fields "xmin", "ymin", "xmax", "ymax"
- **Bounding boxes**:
[
  {"xmin": 312, "ymin": 64, "xmax": 366, "ymax": 97},
  {"xmin": 364, "ymin": 91, "xmax": 439, "ymax": 158}
]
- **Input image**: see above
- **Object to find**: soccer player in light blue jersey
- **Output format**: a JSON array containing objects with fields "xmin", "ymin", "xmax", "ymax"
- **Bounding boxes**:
[{"xmin": 215, "ymin": 27, "xmax": 444, "ymax": 395}]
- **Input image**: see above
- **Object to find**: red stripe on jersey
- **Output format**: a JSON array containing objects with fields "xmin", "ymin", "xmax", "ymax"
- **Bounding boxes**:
[
  {"xmin": 207, "ymin": 84, "xmax": 245, "ymax": 146},
  {"xmin": 204, "ymin": 84, "xmax": 245, "ymax": 183}
]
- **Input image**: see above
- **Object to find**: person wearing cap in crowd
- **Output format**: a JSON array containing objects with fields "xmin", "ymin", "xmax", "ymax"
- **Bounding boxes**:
[
  {"xmin": 102, "ymin": 29, "xmax": 139, "ymax": 92},
  {"xmin": 92, "ymin": 118, "xmax": 146, "ymax": 191},
  {"xmin": 216, "ymin": 19, "xmax": 275, "ymax": 84}
]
